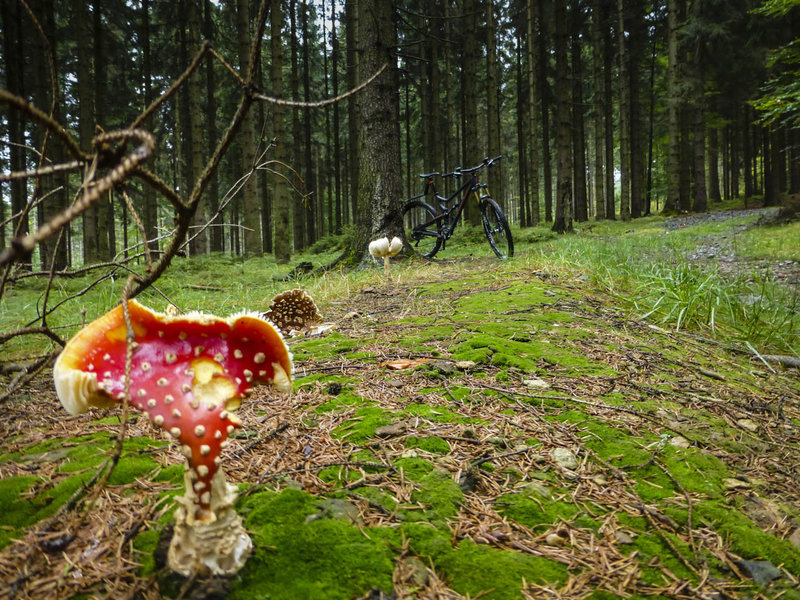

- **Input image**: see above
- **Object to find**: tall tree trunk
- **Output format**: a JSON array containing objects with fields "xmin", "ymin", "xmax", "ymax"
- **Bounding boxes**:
[
  {"xmin": 462, "ymin": 0, "xmax": 481, "ymax": 225},
  {"xmin": 764, "ymin": 126, "xmax": 782, "ymax": 206},
  {"xmin": 30, "ymin": 0, "xmax": 68, "ymax": 271},
  {"xmin": 272, "ymin": 0, "xmax": 290, "ymax": 263},
  {"xmin": 526, "ymin": 0, "xmax": 541, "ymax": 226},
  {"xmin": 290, "ymin": 0, "xmax": 305, "ymax": 249},
  {"xmin": 665, "ymin": 0, "xmax": 680, "ymax": 213},
  {"xmin": 692, "ymin": 61, "xmax": 707, "ymax": 212},
  {"xmin": 617, "ymin": 0, "xmax": 631, "ymax": 221},
  {"xmin": 571, "ymin": 2, "xmax": 587, "ymax": 222},
  {"xmin": 351, "ymin": 0, "xmax": 402, "ymax": 265},
  {"xmin": 538, "ymin": 0, "xmax": 553, "ymax": 222},
  {"xmin": 345, "ymin": 0, "xmax": 359, "ymax": 227},
  {"xmin": 236, "ymin": 0, "xmax": 261, "ymax": 256},
  {"xmin": 516, "ymin": 37, "xmax": 528, "ymax": 227},
  {"xmin": 602, "ymin": 0, "xmax": 615, "ymax": 219},
  {"xmin": 553, "ymin": 1, "xmax": 573, "ymax": 233},
  {"xmin": 204, "ymin": 0, "xmax": 223, "ymax": 252},
  {"xmin": 94, "ymin": 2, "xmax": 112, "ymax": 259},
  {"xmin": 76, "ymin": 1, "xmax": 98, "ymax": 264},
  {"xmin": 331, "ymin": 0, "xmax": 343, "ymax": 234},
  {"xmin": 486, "ymin": 0, "xmax": 503, "ymax": 209},
  {"xmin": 707, "ymin": 127, "xmax": 721, "ymax": 202},
  {"xmin": 140, "ymin": 0, "xmax": 159, "ymax": 255},
  {"xmin": 644, "ymin": 26, "xmax": 656, "ymax": 215},
  {"xmin": 628, "ymin": 0, "xmax": 645, "ymax": 218},
  {"xmin": 591, "ymin": 0, "xmax": 606, "ymax": 220},
  {"xmin": 301, "ymin": 0, "xmax": 316, "ymax": 247}
]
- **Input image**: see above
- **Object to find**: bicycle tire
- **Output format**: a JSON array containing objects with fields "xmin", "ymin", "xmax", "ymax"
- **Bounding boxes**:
[
  {"xmin": 480, "ymin": 197, "xmax": 514, "ymax": 258},
  {"xmin": 402, "ymin": 200, "xmax": 442, "ymax": 258}
]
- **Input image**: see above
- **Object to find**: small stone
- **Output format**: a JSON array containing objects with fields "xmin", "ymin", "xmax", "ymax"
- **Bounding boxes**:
[
  {"xmin": 669, "ymin": 436, "xmax": 691, "ymax": 449},
  {"xmin": 523, "ymin": 377, "xmax": 551, "ymax": 389},
  {"xmin": 545, "ymin": 532, "xmax": 567, "ymax": 546},
  {"xmin": 734, "ymin": 560, "xmax": 782, "ymax": 585},
  {"xmin": 520, "ymin": 481, "xmax": 552, "ymax": 499},
  {"xmin": 737, "ymin": 418, "xmax": 759, "ymax": 433},
  {"xmin": 375, "ymin": 422, "xmax": 407, "ymax": 438},
  {"xmin": 723, "ymin": 478, "xmax": 751, "ymax": 490},
  {"xmin": 455, "ymin": 360, "xmax": 476, "ymax": 370},
  {"xmin": 615, "ymin": 531, "xmax": 635, "ymax": 545},
  {"xmin": 315, "ymin": 499, "xmax": 363, "ymax": 526},
  {"xmin": 550, "ymin": 447, "xmax": 579, "ymax": 470},
  {"xmin": 401, "ymin": 449, "xmax": 419, "ymax": 459},
  {"xmin": 592, "ymin": 474, "xmax": 608, "ymax": 486},
  {"xmin": 431, "ymin": 360, "xmax": 457, "ymax": 376}
]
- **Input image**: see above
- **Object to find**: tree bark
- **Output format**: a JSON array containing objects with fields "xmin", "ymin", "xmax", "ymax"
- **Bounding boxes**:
[
  {"xmin": 236, "ymin": 0, "xmax": 261, "ymax": 256},
  {"xmin": 462, "ymin": 0, "xmax": 481, "ymax": 225},
  {"xmin": 272, "ymin": 0, "xmax": 290, "ymax": 263},
  {"xmin": 526, "ymin": 0, "xmax": 540, "ymax": 226},
  {"xmin": 553, "ymin": 1, "xmax": 573, "ymax": 233},
  {"xmin": 204, "ymin": 0, "xmax": 223, "ymax": 252},
  {"xmin": 301, "ymin": 0, "xmax": 316, "ymax": 247},
  {"xmin": 486, "ymin": 0, "xmax": 504, "ymax": 210},
  {"xmin": 350, "ymin": 0, "xmax": 403, "ymax": 266},
  {"xmin": 539, "ymin": 0, "xmax": 553, "ymax": 222},
  {"xmin": 76, "ymin": 1, "xmax": 98, "ymax": 264},
  {"xmin": 571, "ymin": 2, "xmax": 587, "ymax": 222},
  {"xmin": 140, "ymin": 0, "xmax": 159, "ymax": 255},
  {"xmin": 602, "ymin": 0, "xmax": 615, "ymax": 219},
  {"xmin": 591, "ymin": 0, "xmax": 606, "ymax": 220},
  {"xmin": 617, "ymin": 0, "xmax": 631, "ymax": 221},
  {"xmin": 665, "ymin": 0, "xmax": 680, "ymax": 213}
]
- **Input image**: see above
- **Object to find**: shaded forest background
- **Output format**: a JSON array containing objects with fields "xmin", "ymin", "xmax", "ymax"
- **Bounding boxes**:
[{"xmin": 1, "ymin": 0, "xmax": 799, "ymax": 270}]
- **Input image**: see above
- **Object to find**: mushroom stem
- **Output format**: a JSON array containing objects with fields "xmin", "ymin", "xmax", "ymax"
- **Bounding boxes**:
[
  {"xmin": 383, "ymin": 255, "xmax": 391, "ymax": 278},
  {"xmin": 168, "ymin": 467, "xmax": 252, "ymax": 577}
]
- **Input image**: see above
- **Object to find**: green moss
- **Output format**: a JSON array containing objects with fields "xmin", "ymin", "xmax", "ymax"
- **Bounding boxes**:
[
  {"xmin": 497, "ymin": 492, "xmax": 585, "ymax": 527},
  {"xmin": 0, "ymin": 476, "xmax": 40, "ymax": 548},
  {"xmin": 231, "ymin": 489, "xmax": 395, "ymax": 600},
  {"xmin": 407, "ymin": 467, "xmax": 464, "ymax": 524},
  {"xmin": 132, "ymin": 529, "xmax": 160, "ymax": 576},
  {"xmin": 291, "ymin": 332, "xmax": 362, "ymax": 361},
  {"xmin": 331, "ymin": 406, "xmax": 394, "ymax": 443},
  {"xmin": 405, "ymin": 436, "xmax": 451, "ymax": 454},
  {"xmin": 108, "ymin": 455, "xmax": 159, "ymax": 486},
  {"xmin": 696, "ymin": 502, "xmax": 800, "ymax": 573},
  {"xmin": 315, "ymin": 389, "xmax": 369, "ymax": 413}
]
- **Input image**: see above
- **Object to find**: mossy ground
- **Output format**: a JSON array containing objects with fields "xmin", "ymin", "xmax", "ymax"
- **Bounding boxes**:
[{"xmin": 1, "ymin": 218, "xmax": 800, "ymax": 599}]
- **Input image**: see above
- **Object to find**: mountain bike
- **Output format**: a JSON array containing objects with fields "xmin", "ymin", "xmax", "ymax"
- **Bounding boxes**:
[{"xmin": 402, "ymin": 156, "xmax": 514, "ymax": 259}]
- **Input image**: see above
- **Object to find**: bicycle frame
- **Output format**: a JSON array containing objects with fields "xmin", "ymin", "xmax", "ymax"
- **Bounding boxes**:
[{"xmin": 416, "ymin": 171, "xmax": 485, "ymax": 243}]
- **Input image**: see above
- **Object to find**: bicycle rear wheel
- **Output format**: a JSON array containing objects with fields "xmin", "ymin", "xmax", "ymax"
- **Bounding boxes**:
[
  {"xmin": 403, "ymin": 200, "xmax": 442, "ymax": 258},
  {"xmin": 480, "ymin": 197, "xmax": 514, "ymax": 258}
]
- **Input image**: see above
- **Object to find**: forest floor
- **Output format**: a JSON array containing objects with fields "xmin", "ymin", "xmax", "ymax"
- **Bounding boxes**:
[{"xmin": 0, "ymin": 209, "xmax": 799, "ymax": 600}]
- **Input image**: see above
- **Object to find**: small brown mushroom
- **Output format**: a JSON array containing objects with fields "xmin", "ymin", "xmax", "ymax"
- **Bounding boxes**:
[{"xmin": 263, "ymin": 288, "xmax": 323, "ymax": 335}]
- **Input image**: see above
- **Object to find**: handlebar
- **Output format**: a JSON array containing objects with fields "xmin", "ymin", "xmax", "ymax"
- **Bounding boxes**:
[{"xmin": 443, "ymin": 155, "xmax": 502, "ymax": 178}]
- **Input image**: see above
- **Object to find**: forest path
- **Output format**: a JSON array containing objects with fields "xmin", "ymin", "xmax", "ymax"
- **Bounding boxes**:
[
  {"xmin": 669, "ymin": 207, "xmax": 800, "ymax": 287},
  {"xmin": 1, "ymin": 256, "xmax": 799, "ymax": 600}
]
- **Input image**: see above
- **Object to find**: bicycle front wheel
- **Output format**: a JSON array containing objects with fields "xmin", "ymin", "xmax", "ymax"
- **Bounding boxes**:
[
  {"xmin": 480, "ymin": 197, "xmax": 514, "ymax": 258},
  {"xmin": 403, "ymin": 200, "xmax": 442, "ymax": 258}
]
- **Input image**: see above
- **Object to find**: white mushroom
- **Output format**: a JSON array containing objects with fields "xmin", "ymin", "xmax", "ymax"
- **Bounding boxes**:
[{"xmin": 369, "ymin": 236, "xmax": 403, "ymax": 277}]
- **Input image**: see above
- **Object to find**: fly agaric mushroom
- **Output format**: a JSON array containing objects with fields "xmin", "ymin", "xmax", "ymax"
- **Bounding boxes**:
[
  {"xmin": 53, "ymin": 299, "xmax": 292, "ymax": 577},
  {"xmin": 263, "ymin": 288, "xmax": 323, "ymax": 336},
  {"xmin": 369, "ymin": 236, "xmax": 403, "ymax": 277}
]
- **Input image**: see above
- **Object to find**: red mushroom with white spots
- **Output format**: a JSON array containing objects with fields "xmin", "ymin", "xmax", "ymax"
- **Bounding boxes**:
[{"xmin": 53, "ymin": 299, "xmax": 293, "ymax": 577}]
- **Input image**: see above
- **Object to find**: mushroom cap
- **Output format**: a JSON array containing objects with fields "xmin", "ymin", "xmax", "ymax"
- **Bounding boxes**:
[
  {"xmin": 263, "ymin": 289, "xmax": 323, "ymax": 335},
  {"xmin": 53, "ymin": 299, "xmax": 293, "ymax": 512},
  {"xmin": 369, "ymin": 236, "xmax": 403, "ymax": 259},
  {"xmin": 388, "ymin": 236, "xmax": 402, "ymax": 256},
  {"xmin": 369, "ymin": 237, "xmax": 390, "ymax": 258}
]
